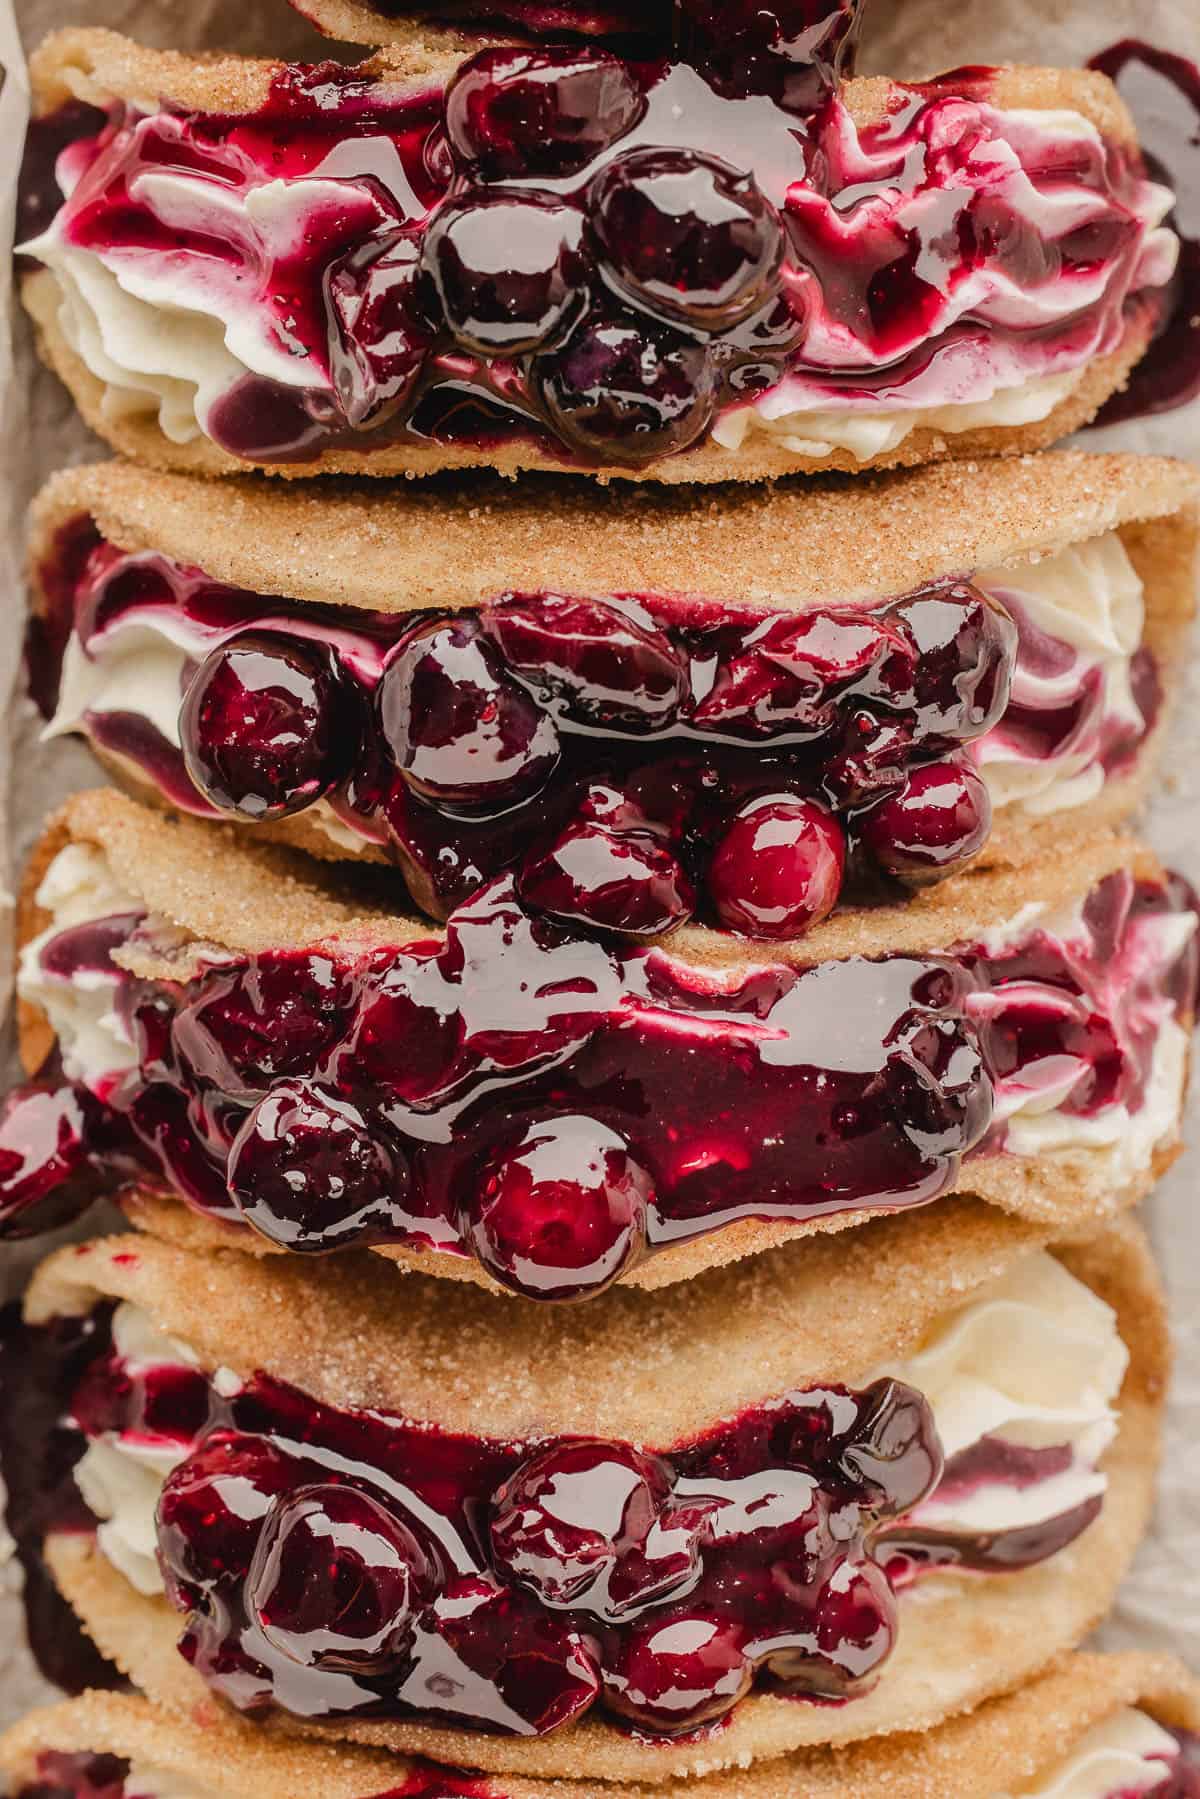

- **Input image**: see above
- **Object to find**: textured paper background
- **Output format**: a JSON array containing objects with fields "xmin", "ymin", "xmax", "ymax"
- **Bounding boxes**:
[{"xmin": 0, "ymin": 0, "xmax": 1197, "ymax": 1736}]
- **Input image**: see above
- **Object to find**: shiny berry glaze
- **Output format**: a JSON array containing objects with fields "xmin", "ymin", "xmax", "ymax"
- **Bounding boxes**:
[
  {"xmin": 24, "ymin": 24, "xmax": 1171, "ymax": 467},
  {"xmin": 60, "ymin": 1319, "xmax": 949, "ymax": 1736},
  {"xmin": 1089, "ymin": 42, "xmax": 1200, "ymax": 426},
  {"xmin": 40, "ymin": 530, "xmax": 1031, "ymax": 933},
  {"xmin": 8, "ymin": 869, "xmax": 1197, "ymax": 1298}
]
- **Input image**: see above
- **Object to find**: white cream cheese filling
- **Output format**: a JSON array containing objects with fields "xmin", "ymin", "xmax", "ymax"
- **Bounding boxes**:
[
  {"xmin": 72, "ymin": 1304, "xmax": 200, "ymax": 1596},
  {"xmin": 966, "ymin": 890, "xmax": 1196, "ymax": 1181},
  {"xmin": 76, "ymin": 1256, "xmax": 1125, "ymax": 1601},
  {"xmin": 975, "ymin": 530, "xmax": 1148, "ymax": 818},
  {"xmin": 880, "ymin": 1252, "xmax": 1126, "ymax": 1538},
  {"xmin": 16, "ymin": 844, "xmax": 143, "ymax": 1086},
  {"xmin": 1009, "ymin": 1705, "xmax": 1179, "ymax": 1798},
  {"xmin": 710, "ymin": 368, "xmax": 1085, "ymax": 460}
]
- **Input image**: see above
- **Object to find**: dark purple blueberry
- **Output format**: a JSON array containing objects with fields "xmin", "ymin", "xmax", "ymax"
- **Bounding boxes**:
[
  {"xmin": 170, "ymin": 956, "xmax": 354, "ymax": 1101},
  {"xmin": 467, "ymin": 1115, "xmax": 652, "ymax": 1299},
  {"xmin": 708, "ymin": 795, "xmax": 846, "ymax": 938},
  {"xmin": 334, "ymin": 954, "xmax": 466, "ymax": 1104},
  {"xmin": 325, "ymin": 230, "xmax": 433, "ymax": 428},
  {"xmin": 823, "ymin": 711, "xmax": 913, "ymax": 808},
  {"xmin": 592, "ymin": 148, "xmax": 785, "ymax": 330},
  {"xmin": 692, "ymin": 610, "xmax": 901, "ymax": 740},
  {"xmin": 884, "ymin": 1007, "xmax": 993, "ymax": 1162},
  {"xmin": 157, "ymin": 1432, "xmax": 295, "ymax": 1608},
  {"xmin": 491, "ymin": 1440, "xmax": 701, "ymax": 1621},
  {"xmin": 836, "ymin": 1380, "xmax": 942, "ymax": 1516},
  {"xmin": 601, "ymin": 1611, "xmax": 751, "ymax": 1733},
  {"xmin": 249, "ymin": 1484, "xmax": 434, "ymax": 1674},
  {"xmin": 675, "ymin": 0, "xmax": 861, "ymax": 106},
  {"xmin": 540, "ymin": 316, "xmax": 715, "ymax": 461},
  {"xmin": 424, "ymin": 1574, "xmax": 600, "ymax": 1734},
  {"xmin": 859, "ymin": 758, "xmax": 992, "ymax": 880},
  {"xmin": 378, "ymin": 617, "xmax": 560, "ymax": 812},
  {"xmin": 763, "ymin": 1558, "xmax": 896, "ymax": 1697},
  {"xmin": 519, "ymin": 822, "xmax": 694, "ymax": 937},
  {"xmin": 482, "ymin": 593, "xmax": 686, "ymax": 730},
  {"xmin": 226, "ymin": 1080, "xmax": 408, "ymax": 1253},
  {"xmin": 179, "ymin": 633, "xmax": 358, "ymax": 821},
  {"xmin": 888, "ymin": 583, "xmax": 1018, "ymax": 746},
  {"xmin": 0, "ymin": 1084, "xmax": 101, "ymax": 1238},
  {"xmin": 423, "ymin": 194, "xmax": 586, "ymax": 356},
  {"xmin": 444, "ymin": 47, "xmax": 645, "ymax": 180}
]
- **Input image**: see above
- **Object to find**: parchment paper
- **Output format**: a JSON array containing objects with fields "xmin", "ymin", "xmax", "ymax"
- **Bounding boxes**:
[{"xmin": 0, "ymin": 0, "xmax": 1197, "ymax": 1735}]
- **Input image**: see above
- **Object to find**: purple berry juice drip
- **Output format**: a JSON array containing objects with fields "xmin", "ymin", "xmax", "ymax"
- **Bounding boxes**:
[
  {"xmin": 5, "ymin": 868, "xmax": 1195, "ymax": 1299},
  {"xmin": 27, "ymin": 11, "xmax": 1168, "ymax": 468},
  {"xmin": 1088, "ymin": 42, "xmax": 1200, "ymax": 425},
  {"xmin": 0, "ymin": 1301, "xmax": 122, "ymax": 1695},
  {"xmin": 39, "ymin": 529, "xmax": 1026, "ymax": 936},
  {"xmin": 59, "ymin": 1327, "xmax": 948, "ymax": 1737}
]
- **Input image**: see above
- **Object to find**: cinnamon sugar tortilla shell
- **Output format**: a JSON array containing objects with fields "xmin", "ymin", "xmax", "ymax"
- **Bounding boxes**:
[
  {"xmin": 27, "ymin": 453, "xmax": 1200, "ymax": 876},
  {"xmin": 17, "ymin": 788, "xmax": 1194, "ymax": 1297},
  {"xmin": 22, "ymin": 31, "xmax": 1159, "ymax": 484},
  {"xmin": 2, "ymin": 1653, "xmax": 1198, "ymax": 1797},
  {"xmin": 28, "ymin": 1215, "xmax": 1166, "ymax": 1780}
]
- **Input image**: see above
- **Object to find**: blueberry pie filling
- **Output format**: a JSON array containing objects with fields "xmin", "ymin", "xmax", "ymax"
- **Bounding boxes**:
[
  {"xmin": 20, "ymin": 22, "xmax": 1176, "ymax": 471},
  {"xmin": 6, "ymin": 839, "xmax": 1196, "ymax": 1294},
  {"xmin": 34, "ymin": 519, "xmax": 1164, "ymax": 935},
  {"xmin": 7, "ymin": 1243, "xmax": 1129, "ymax": 1742}
]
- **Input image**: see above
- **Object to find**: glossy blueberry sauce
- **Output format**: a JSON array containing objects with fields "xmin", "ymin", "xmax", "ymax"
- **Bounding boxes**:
[
  {"xmin": 1089, "ymin": 42, "xmax": 1200, "ymax": 425},
  {"xmin": 7, "ymin": 868, "xmax": 1196, "ymax": 1297},
  {"xmin": 38, "ymin": 529, "xmax": 1040, "ymax": 933},
  {"xmin": 22, "ymin": 1299, "xmax": 1095, "ymax": 1742},
  {"xmin": 22, "ymin": 15, "xmax": 1170, "ymax": 468}
]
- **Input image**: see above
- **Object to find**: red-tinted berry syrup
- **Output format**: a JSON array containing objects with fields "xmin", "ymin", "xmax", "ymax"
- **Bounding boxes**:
[
  {"xmin": 0, "ymin": 1302, "xmax": 122, "ymax": 1696},
  {"xmin": 6, "ymin": 869, "xmax": 1196, "ymax": 1298},
  {"xmin": 21, "ymin": 10, "xmax": 1172, "ymax": 468}
]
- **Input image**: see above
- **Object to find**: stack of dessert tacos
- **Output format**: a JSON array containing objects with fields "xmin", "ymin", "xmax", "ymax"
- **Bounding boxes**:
[{"xmin": 3, "ymin": 3, "xmax": 1199, "ymax": 1795}]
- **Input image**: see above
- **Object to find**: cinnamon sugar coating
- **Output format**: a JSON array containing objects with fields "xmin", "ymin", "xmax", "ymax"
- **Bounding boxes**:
[
  {"xmin": 29, "ymin": 453, "xmax": 1200, "ymax": 616},
  {"xmin": 2, "ymin": 1653, "xmax": 1197, "ymax": 1798}
]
